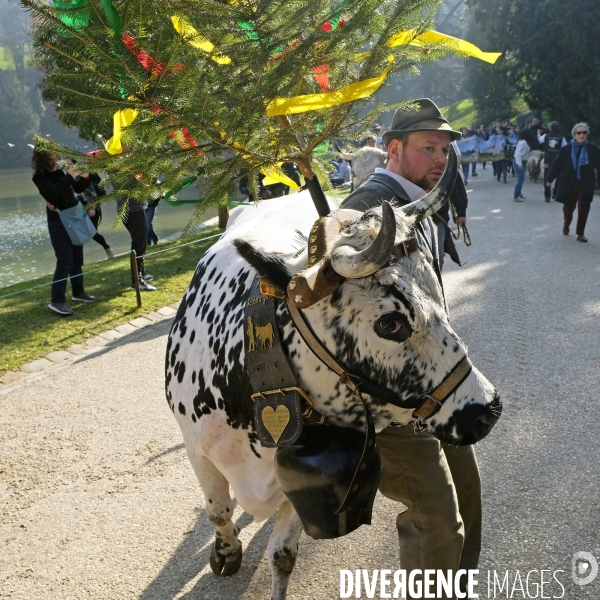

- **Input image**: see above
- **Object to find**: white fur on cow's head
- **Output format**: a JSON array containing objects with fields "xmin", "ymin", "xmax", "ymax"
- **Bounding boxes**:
[
  {"xmin": 234, "ymin": 198, "xmax": 501, "ymax": 446},
  {"xmin": 340, "ymin": 146, "xmax": 388, "ymax": 188}
]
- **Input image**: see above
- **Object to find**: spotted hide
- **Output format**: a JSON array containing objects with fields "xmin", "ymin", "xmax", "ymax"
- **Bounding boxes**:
[{"xmin": 166, "ymin": 190, "xmax": 501, "ymax": 600}]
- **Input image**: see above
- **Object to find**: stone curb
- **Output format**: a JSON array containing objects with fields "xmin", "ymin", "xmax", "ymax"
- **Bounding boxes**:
[{"xmin": 0, "ymin": 303, "xmax": 181, "ymax": 390}]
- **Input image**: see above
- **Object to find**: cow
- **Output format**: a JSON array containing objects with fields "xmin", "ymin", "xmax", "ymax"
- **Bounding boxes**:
[
  {"xmin": 527, "ymin": 150, "xmax": 543, "ymax": 182},
  {"xmin": 339, "ymin": 146, "xmax": 388, "ymax": 189},
  {"xmin": 165, "ymin": 156, "xmax": 501, "ymax": 600}
]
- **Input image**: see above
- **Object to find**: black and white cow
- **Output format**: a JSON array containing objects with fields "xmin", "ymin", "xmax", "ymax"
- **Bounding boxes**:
[{"xmin": 165, "ymin": 167, "xmax": 501, "ymax": 599}]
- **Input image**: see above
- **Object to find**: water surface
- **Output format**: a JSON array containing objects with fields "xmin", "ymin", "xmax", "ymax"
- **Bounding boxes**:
[{"xmin": 0, "ymin": 169, "xmax": 218, "ymax": 289}]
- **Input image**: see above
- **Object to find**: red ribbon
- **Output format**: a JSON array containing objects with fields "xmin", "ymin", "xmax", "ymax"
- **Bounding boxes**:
[{"xmin": 122, "ymin": 33, "xmax": 183, "ymax": 76}]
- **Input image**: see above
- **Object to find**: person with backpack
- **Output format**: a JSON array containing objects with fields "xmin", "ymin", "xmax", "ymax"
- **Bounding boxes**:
[{"xmin": 539, "ymin": 121, "xmax": 567, "ymax": 202}]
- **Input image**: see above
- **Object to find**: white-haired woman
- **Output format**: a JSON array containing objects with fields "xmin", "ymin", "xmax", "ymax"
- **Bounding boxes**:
[{"xmin": 546, "ymin": 122, "xmax": 600, "ymax": 242}]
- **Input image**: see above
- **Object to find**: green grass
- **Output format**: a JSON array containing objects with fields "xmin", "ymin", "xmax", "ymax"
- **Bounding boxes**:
[
  {"xmin": 441, "ymin": 96, "xmax": 534, "ymax": 129},
  {"xmin": 0, "ymin": 228, "xmax": 221, "ymax": 373},
  {"xmin": 441, "ymin": 98, "xmax": 479, "ymax": 129},
  {"xmin": 0, "ymin": 46, "xmax": 16, "ymax": 70}
]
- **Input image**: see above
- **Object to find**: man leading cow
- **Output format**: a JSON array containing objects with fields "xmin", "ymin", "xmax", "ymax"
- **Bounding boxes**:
[{"xmin": 342, "ymin": 98, "xmax": 479, "ymax": 598}]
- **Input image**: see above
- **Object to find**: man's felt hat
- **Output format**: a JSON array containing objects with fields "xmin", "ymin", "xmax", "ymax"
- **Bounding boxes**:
[{"xmin": 382, "ymin": 98, "xmax": 461, "ymax": 145}]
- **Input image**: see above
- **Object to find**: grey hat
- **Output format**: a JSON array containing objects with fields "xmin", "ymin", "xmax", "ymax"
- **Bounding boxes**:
[{"xmin": 382, "ymin": 98, "xmax": 461, "ymax": 145}]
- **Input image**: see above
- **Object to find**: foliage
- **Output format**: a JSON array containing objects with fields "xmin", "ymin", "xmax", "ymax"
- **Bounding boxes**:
[
  {"xmin": 440, "ymin": 97, "xmax": 477, "ymax": 128},
  {"xmin": 0, "ymin": 2, "xmax": 44, "ymax": 168},
  {"xmin": 0, "ymin": 228, "xmax": 219, "ymax": 372},
  {"xmin": 24, "ymin": 0, "xmax": 467, "ymax": 229},
  {"xmin": 464, "ymin": 0, "xmax": 600, "ymax": 139}
]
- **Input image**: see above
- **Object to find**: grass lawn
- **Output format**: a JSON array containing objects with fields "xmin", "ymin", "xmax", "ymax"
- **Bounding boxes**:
[
  {"xmin": 0, "ymin": 227, "xmax": 221, "ymax": 373},
  {"xmin": 441, "ymin": 97, "xmax": 535, "ymax": 130}
]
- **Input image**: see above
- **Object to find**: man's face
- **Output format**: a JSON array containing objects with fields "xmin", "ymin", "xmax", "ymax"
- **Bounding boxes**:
[
  {"xmin": 365, "ymin": 138, "xmax": 376, "ymax": 147},
  {"xmin": 387, "ymin": 130, "xmax": 451, "ymax": 192}
]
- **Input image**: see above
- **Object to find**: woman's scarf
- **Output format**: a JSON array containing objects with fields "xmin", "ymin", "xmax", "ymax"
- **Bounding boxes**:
[{"xmin": 570, "ymin": 138, "xmax": 589, "ymax": 180}]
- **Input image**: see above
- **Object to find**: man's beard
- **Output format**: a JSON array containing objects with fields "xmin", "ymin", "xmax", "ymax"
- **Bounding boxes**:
[{"xmin": 412, "ymin": 174, "xmax": 437, "ymax": 192}]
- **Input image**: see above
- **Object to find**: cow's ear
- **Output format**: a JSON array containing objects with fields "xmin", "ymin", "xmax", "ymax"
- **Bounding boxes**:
[{"xmin": 234, "ymin": 240, "xmax": 292, "ymax": 290}]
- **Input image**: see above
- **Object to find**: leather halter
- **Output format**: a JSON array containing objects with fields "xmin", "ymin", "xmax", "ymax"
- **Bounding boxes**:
[{"xmin": 285, "ymin": 294, "xmax": 472, "ymax": 427}]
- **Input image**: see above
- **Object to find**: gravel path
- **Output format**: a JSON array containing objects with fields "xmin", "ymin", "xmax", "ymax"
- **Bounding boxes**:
[{"xmin": 1, "ymin": 171, "xmax": 599, "ymax": 599}]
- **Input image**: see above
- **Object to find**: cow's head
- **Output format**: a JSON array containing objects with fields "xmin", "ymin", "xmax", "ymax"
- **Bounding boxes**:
[
  {"xmin": 235, "ymin": 148, "xmax": 501, "ymax": 445},
  {"xmin": 339, "ymin": 146, "xmax": 388, "ymax": 189}
]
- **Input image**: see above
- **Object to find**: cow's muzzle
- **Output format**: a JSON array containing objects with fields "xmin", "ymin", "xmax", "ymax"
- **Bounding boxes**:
[{"xmin": 432, "ymin": 392, "xmax": 502, "ymax": 446}]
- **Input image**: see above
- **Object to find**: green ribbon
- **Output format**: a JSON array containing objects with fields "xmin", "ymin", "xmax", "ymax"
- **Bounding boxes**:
[
  {"xmin": 101, "ymin": 0, "xmax": 122, "ymax": 36},
  {"xmin": 54, "ymin": 0, "xmax": 90, "ymax": 36}
]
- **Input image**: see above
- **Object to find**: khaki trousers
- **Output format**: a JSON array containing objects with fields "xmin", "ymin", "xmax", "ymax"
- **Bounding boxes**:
[{"xmin": 377, "ymin": 425, "xmax": 481, "ymax": 599}]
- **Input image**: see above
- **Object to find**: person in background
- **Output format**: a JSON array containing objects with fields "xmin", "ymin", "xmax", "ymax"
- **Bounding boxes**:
[
  {"xmin": 489, "ymin": 118, "xmax": 505, "ymax": 137},
  {"xmin": 546, "ymin": 122, "xmax": 600, "ymax": 242},
  {"xmin": 32, "ymin": 150, "xmax": 98, "ymax": 315},
  {"xmin": 362, "ymin": 135, "xmax": 377, "ymax": 148},
  {"xmin": 526, "ymin": 117, "xmax": 542, "ymax": 150},
  {"xmin": 512, "ymin": 129, "xmax": 532, "ymax": 201},
  {"xmin": 116, "ymin": 175, "xmax": 156, "ymax": 291},
  {"xmin": 329, "ymin": 156, "xmax": 351, "ymax": 187},
  {"xmin": 465, "ymin": 124, "xmax": 478, "ymax": 178},
  {"xmin": 78, "ymin": 172, "xmax": 114, "ymax": 258},
  {"xmin": 460, "ymin": 128, "xmax": 471, "ymax": 184},
  {"xmin": 490, "ymin": 125, "xmax": 509, "ymax": 183},
  {"xmin": 539, "ymin": 121, "xmax": 567, "ymax": 202},
  {"xmin": 146, "ymin": 192, "xmax": 162, "ymax": 246},
  {"xmin": 477, "ymin": 124, "xmax": 489, "ymax": 170},
  {"xmin": 373, "ymin": 124, "xmax": 383, "ymax": 149}
]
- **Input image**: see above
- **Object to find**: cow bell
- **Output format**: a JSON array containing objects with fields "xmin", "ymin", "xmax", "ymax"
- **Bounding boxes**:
[{"xmin": 274, "ymin": 424, "xmax": 382, "ymax": 539}]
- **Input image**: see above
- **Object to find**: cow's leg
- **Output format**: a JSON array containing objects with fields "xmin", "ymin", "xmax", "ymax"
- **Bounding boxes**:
[
  {"xmin": 191, "ymin": 454, "xmax": 243, "ymax": 576},
  {"xmin": 268, "ymin": 501, "xmax": 303, "ymax": 600}
]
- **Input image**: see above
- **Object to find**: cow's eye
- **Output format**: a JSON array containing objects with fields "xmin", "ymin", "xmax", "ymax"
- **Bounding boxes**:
[{"xmin": 375, "ymin": 312, "xmax": 412, "ymax": 342}]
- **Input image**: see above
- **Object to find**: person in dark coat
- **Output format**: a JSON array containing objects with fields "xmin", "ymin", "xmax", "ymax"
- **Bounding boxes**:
[
  {"xmin": 32, "ymin": 150, "xmax": 98, "ymax": 315},
  {"xmin": 341, "ymin": 99, "xmax": 480, "ymax": 599},
  {"xmin": 546, "ymin": 122, "xmax": 600, "ymax": 242}
]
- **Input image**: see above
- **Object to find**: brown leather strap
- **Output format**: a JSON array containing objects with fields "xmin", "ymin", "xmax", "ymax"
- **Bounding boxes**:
[
  {"xmin": 412, "ymin": 356, "xmax": 472, "ymax": 420},
  {"xmin": 286, "ymin": 296, "xmax": 377, "ymax": 514},
  {"xmin": 392, "ymin": 237, "xmax": 419, "ymax": 261}
]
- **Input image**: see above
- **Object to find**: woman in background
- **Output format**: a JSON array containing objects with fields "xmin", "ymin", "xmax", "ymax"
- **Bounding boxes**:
[
  {"xmin": 32, "ymin": 149, "xmax": 98, "ymax": 315},
  {"xmin": 546, "ymin": 122, "xmax": 600, "ymax": 242}
]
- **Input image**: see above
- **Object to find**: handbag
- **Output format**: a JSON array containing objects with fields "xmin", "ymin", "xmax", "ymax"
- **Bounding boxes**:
[{"xmin": 56, "ymin": 201, "xmax": 97, "ymax": 245}]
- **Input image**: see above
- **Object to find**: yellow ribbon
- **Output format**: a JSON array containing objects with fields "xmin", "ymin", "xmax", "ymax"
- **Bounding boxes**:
[
  {"xmin": 261, "ymin": 164, "xmax": 300, "ymax": 189},
  {"xmin": 105, "ymin": 108, "xmax": 139, "ymax": 154},
  {"xmin": 171, "ymin": 16, "xmax": 231, "ymax": 65},
  {"xmin": 267, "ymin": 30, "xmax": 500, "ymax": 116},
  {"xmin": 266, "ymin": 56, "xmax": 394, "ymax": 116},
  {"xmin": 388, "ymin": 29, "xmax": 501, "ymax": 65}
]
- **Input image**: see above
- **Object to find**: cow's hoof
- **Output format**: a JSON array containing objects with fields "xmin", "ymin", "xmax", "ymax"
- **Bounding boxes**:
[{"xmin": 210, "ymin": 542, "xmax": 243, "ymax": 576}]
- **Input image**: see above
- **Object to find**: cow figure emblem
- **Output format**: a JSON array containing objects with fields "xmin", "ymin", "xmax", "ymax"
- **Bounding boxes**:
[{"xmin": 165, "ymin": 151, "xmax": 501, "ymax": 599}]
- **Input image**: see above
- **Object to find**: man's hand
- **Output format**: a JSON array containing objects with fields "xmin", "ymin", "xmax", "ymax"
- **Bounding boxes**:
[
  {"xmin": 456, "ymin": 217, "xmax": 467, "ymax": 227},
  {"xmin": 46, "ymin": 201, "xmax": 55, "ymax": 211},
  {"xmin": 87, "ymin": 209, "xmax": 96, "ymax": 217},
  {"xmin": 546, "ymin": 182, "xmax": 552, "ymax": 187}
]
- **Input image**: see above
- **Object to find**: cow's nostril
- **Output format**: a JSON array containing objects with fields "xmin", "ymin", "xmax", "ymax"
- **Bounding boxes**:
[{"xmin": 473, "ymin": 415, "xmax": 493, "ymax": 440}]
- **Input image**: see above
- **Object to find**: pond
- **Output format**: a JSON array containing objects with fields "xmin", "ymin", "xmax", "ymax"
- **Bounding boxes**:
[{"xmin": 0, "ymin": 168, "xmax": 219, "ymax": 289}]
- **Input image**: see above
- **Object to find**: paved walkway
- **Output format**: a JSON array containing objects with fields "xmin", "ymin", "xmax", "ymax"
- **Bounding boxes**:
[{"xmin": 1, "ymin": 172, "xmax": 599, "ymax": 599}]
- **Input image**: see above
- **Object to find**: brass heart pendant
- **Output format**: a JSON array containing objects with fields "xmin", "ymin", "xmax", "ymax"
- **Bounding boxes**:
[{"xmin": 261, "ymin": 405, "xmax": 291, "ymax": 444}]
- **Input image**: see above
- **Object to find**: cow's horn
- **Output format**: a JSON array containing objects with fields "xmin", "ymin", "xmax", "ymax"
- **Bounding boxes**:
[
  {"xmin": 339, "ymin": 150, "xmax": 356, "ymax": 162},
  {"xmin": 330, "ymin": 201, "xmax": 396, "ymax": 278},
  {"xmin": 398, "ymin": 143, "xmax": 457, "ymax": 224}
]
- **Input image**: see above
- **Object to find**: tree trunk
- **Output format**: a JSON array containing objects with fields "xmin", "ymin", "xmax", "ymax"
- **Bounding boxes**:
[{"xmin": 218, "ymin": 205, "xmax": 230, "ymax": 228}]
